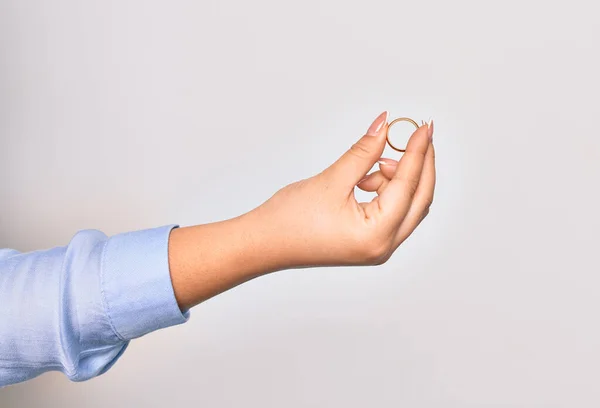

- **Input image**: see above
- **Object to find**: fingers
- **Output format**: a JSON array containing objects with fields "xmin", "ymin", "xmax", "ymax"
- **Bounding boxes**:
[
  {"xmin": 357, "ymin": 171, "xmax": 390, "ymax": 195},
  {"xmin": 378, "ymin": 158, "xmax": 398, "ymax": 179},
  {"xmin": 394, "ymin": 142, "xmax": 436, "ymax": 245},
  {"xmin": 356, "ymin": 159, "xmax": 398, "ymax": 191},
  {"xmin": 375, "ymin": 122, "xmax": 432, "ymax": 224},
  {"xmin": 321, "ymin": 111, "xmax": 389, "ymax": 192},
  {"xmin": 356, "ymin": 158, "xmax": 398, "ymax": 195}
]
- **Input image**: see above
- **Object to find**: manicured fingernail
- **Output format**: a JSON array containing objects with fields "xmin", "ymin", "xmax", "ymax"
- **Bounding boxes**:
[
  {"xmin": 377, "ymin": 158, "xmax": 395, "ymax": 166},
  {"xmin": 428, "ymin": 119, "xmax": 434, "ymax": 141},
  {"xmin": 366, "ymin": 111, "xmax": 388, "ymax": 136}
]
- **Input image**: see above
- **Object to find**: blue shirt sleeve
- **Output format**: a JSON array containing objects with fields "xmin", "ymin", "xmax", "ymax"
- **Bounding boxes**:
[{"xmin": 0, "ymin": 225, "xmax": 189, "ymax": 387}]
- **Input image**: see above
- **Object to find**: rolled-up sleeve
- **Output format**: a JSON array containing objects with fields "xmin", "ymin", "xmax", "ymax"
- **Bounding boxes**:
[{"xmin": 0, "ymin": 225, "xmax": 189, "ymax": 387}]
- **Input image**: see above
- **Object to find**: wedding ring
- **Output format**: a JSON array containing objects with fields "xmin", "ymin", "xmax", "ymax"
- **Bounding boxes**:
[{"xmin": 386, "ymin": 117, "xmax": 419, "ymax": 152}]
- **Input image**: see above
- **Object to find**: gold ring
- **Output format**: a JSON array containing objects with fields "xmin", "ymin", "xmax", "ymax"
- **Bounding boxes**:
[{"xmin": 386, "ymin": 117, "xmax": 419, "ymax": 152}]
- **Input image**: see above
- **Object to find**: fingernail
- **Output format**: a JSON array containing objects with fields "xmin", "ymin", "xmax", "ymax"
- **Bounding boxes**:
[
  {"xmin": 366, "ymin": 111, "xmax": 388, "ymax": 136},
  {"xmin": 428, "ymin": 119, "xmax": 434, "ymax": 141},
  {"xmin": 377, "ymin": 158, "xmax": 395, "ymax": 166},
  {"xmin": 358, "ymin": 175, "xmax": 370, "ymax": 184}
]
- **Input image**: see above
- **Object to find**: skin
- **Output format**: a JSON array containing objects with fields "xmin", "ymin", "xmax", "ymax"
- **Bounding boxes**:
[{"xmin": 168, "ymin": 112, "xmax": 436, "ymax": 311}]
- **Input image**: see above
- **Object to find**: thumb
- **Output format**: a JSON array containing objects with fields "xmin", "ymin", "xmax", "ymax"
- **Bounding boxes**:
[{"xmin": 322, "ymin": 111, "xmax": 389, "ymax": 191}]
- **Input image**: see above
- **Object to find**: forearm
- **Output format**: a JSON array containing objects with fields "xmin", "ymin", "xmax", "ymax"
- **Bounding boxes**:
[{"xmin": 168, "ymin": 210, "xmax": 285, "ymax": 311}]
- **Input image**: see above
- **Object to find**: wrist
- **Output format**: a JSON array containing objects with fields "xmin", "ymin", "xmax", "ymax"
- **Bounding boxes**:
[
  {"xmin": 236, "ymin": 207, "xmax": 289, "ymax": 275},
  {"xmin": 168, "ymin": 210, "xmax": 285, "ymax": 310}
]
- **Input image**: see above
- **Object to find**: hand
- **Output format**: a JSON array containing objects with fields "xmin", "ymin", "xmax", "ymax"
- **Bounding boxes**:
[
  {"xmin": 249, "ymin": 111, "xmax": 436, "ymax": 269},
  {"xmin": 169, "ymin": 111, "xmax": 435, "ymax": 309}
]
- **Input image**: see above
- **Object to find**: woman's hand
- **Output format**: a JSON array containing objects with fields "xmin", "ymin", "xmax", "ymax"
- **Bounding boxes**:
[
  {"xmin": 249, "ymin": 111, "xmax": 435, "ymax": 269},
  {"xmin": 169, "ymin": 112, "xmax": 435, "ymax": 310}
]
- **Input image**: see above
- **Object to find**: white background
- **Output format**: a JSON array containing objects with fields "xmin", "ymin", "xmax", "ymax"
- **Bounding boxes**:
[{"xmin": 1, "ymin": 0, "xmax": 599, "ymax": 406}]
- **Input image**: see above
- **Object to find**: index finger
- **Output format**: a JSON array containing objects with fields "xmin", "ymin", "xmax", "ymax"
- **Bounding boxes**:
[{"xmin": 375, "ymin": 122, "xmax": 432, "ymax": 224}]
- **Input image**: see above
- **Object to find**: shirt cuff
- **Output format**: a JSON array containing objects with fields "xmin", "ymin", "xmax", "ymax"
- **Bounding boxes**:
[{"xmin": 100, "ymin": 224, "xmax": 189, "ymax": 341}]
